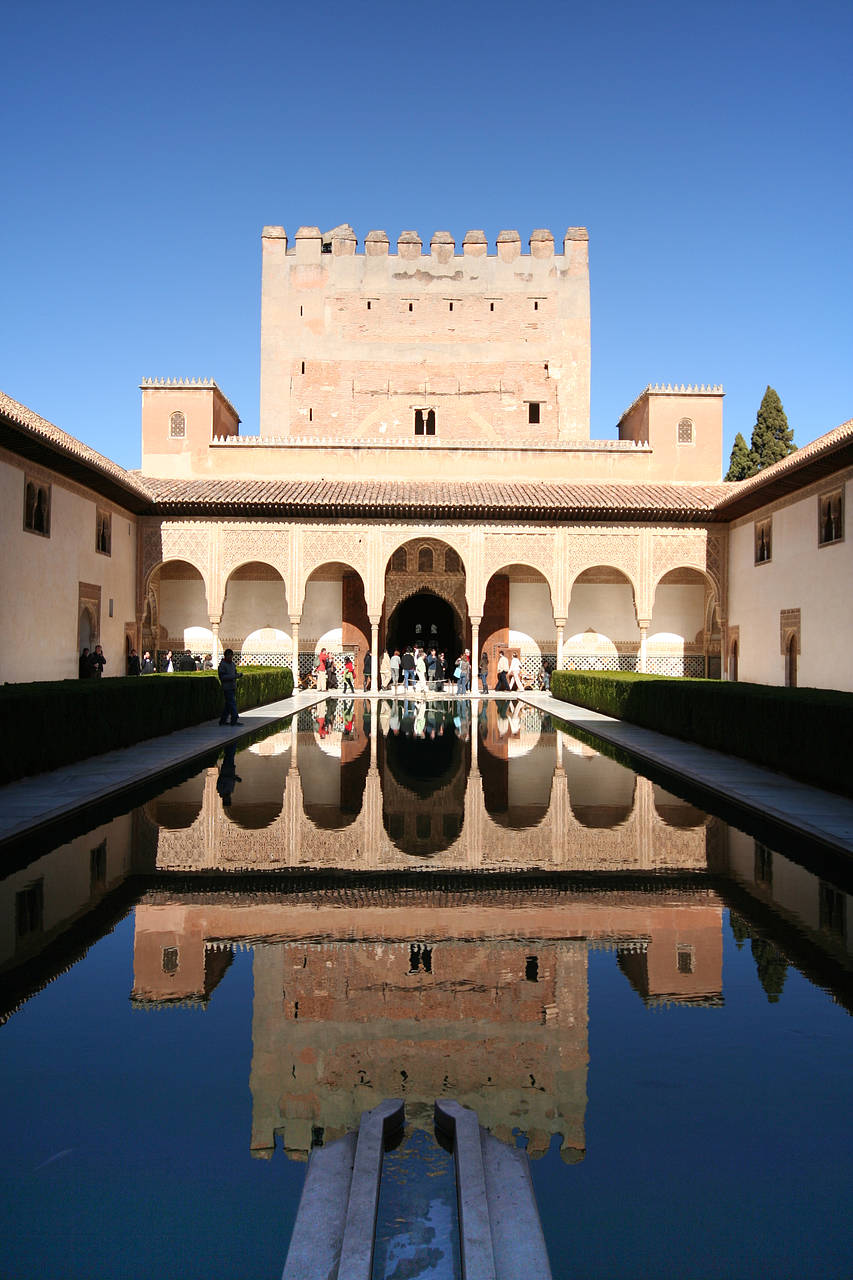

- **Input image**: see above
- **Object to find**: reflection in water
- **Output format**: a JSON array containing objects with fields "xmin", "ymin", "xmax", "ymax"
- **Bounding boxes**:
[
  {"xmin": 373, "ymin": 1126, "xmax": 460, "ymax": 1280},
  {"xmin": 3, "ymin": 701, "xmax": 853, "ymax": 1276}
]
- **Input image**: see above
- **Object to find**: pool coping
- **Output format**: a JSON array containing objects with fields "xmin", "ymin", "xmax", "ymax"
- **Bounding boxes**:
[
  {"xmin": 1, "ymin": 688, "xmax": 852, "ymax": 858},
  {"xmin": 0, "ymin": 689, "xmax": 327, "ymax": 850}
]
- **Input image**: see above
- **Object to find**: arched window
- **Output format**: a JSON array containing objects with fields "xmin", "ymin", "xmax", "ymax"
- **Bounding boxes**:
[
  {"xmin": 418, "ymin": 546, "xmax": 433, "ymax": 573},
  {"xmin": 24, "ymin": 480, "xmax": 51, "ymax": 536},
  {"xmin": 444, "ymin": 547, "xmax": 461, "ymax": 574},
  {"xmin": 169, "ymin": 410, "xmax": 186, "ymax": 439},
  {"xmin": 391, "ymin": 547, "xmax": 407, "ymax": 572},
  {"xmin": 677, "ymin": 418, "xmax": 694, "ymax": 444}
]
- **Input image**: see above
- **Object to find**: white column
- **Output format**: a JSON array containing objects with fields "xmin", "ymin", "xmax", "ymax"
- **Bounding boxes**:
[
  {"xmin": 370, "ymin": 617, "xmax": 380, "ymax": 694},
  {"xmin": 555, "ymin": 618, "xmax": 565, "ymax": 669},
  {"xmin": 470, "ymin": 616, "xmax": 481, "ymax": 692},
  {"xmin": 638, "ymin": 622, "xmax": 648, "ymax": 674},
  {"xmin": 210, "ymin": 618, "xmax": 221, "ymax": 660},
  {"xmin": 290, "ymin": 616, "xmax": 300, "ymax": 682}
]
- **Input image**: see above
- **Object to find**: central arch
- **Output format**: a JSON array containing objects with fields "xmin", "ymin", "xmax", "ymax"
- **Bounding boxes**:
[{"xmin": 386, "ymin": 589, "xmax": 463, "ymax": 661}]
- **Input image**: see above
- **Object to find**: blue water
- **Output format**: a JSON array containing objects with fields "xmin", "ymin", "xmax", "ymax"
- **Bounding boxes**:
[{"xmin": 1, "ymin": 700, "xmax": 851, "ymax": 1278}]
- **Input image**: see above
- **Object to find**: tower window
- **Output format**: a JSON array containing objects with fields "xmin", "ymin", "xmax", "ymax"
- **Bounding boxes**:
[
  {"xmin": 533, "ymin": 300, "xmax": 539, "ymax": 311},
  {"xmin": 367, "ymin": 300, "xmax": 371, "ymax": 310},
  {"xmin": 300, "ymin": 361, "xmax": 305, "ymax": 374},
  {"xmin": 528, "ymin": 402, "xmax": 541, "ymax": 425},
  {"xmin": 448, "ymin": 301, "xmax": 454, "ymax": 312},
  {"xmin": 414, "ymin": 409, "xmax": 436, "ymax": 437},
  {"xmin": 408, "ymin": 302, "xmax": 413, "ymax": 312},
  {"xmin": 308, "ymin": 408, "xmax": 313, "ymax": 423},
  {"xmin": 525, "ymin": 955, "xmax": 539, "ymax": 982},
  {"xmin": 489, "ymin": 302, "xmax": 495, "ymax": 312},
  {"xmin": 169, "ymin": 410, "xmax": 186, "ymax": 439},
  {"xmin": 96, "ymin": 510, "xmax": 111, "ymax": 556},
  {"xmin": 677, "ymin": 418, "xmax": 695, "ymax": 444}
]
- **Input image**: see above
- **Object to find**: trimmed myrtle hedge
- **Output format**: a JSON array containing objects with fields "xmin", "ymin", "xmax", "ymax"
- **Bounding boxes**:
[
  {"xmin": 549, "ymin": 670, "xmax": 853, "ymax": 798},
  {"xmin": 1, "ymin": 666, "xmax": 294, "ymax": 783}
]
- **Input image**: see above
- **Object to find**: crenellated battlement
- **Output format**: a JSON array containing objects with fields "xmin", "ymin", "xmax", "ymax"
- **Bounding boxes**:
[{"xmin": 261, "ymin": 223, "xmax": 588, "ymax": 262}]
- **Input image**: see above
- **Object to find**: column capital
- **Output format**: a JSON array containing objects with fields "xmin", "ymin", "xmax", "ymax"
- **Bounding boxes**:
[
  {"xmin": 208, "ymin": 615, "xmax": 222, "ymax": 626},
  {"xmin": 637, "ymin": 618, "xmax": 651, "ymax": 630},
  {"xmin": 469, "ymin": 614, "xmax": 483, "ymax": 626},
  {"xmin": 289, "ymin": 615, "xmax": 302, "ymax": 626},
  {"xmin": 554, "ymin": 617, "xmax": 567, "ymax": 629},
  {"xmin": 368, "ymin": 615, "xmax": 382, "ymax": 628}
]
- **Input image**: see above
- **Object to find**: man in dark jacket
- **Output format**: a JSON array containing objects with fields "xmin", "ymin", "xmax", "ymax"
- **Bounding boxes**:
[{"xmin": 217, "ymin": 648, "xmax": 243, "ymax": 726}]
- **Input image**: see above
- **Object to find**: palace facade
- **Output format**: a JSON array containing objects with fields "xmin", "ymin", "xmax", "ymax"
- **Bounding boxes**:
[{"xmin": 1, "ymin": 223, "xmax": 851, "ymax": 689}]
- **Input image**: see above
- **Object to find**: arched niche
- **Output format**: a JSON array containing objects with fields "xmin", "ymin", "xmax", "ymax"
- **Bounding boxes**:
[
  {"xmin": 648, "ymin": 567, "xmax": 711, "ymax": 677},
  {"xmin": 481, "ymin": 563, "xmax": 555, "ymax": 687},
  {"xmin": 652, "ymin": 784, "xmax": 707, "ymax": 830},
  {"xmin": 565, "ymin": 566, "xmax": 638, "ymax": 670},
  {"xmin": 380, "ymin": 707, "xmax": 467, "ymax": 855},
  {"xmin": 145, "ymin": 772, "xmax": 206, "ymax": 831},
  {"xmin": 147, "ymin": 560, "xmax": 209, "ymax": 656},
  {"xmin": 480, "ymin": 704, "xmax": 553, "ymax": 829},
  {"xmin": 562, "ymin": 746, "xmax": 635, "ymax": 828},
  {"xmin": 302, "ymin": 561, "xmax": 369, "ymax": 682},
  {"xmin": 299, "ymin": 705, "xmax": 369, "ymax": 829},
  {"xmin": 224, "ymin": 749, "xmax": 289, "ymax": 830},
  {"xmin": 221, "ymin": 561, "xmax": 289, "ymax": 658}
]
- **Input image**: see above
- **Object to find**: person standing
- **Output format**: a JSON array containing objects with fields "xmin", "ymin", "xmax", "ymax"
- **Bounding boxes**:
[
  {"xmin": 165, "ymin": 649, "xmax": 174, "ymax": 673},
  {"xmin": 127, "ymin": 648, "xmax": 141, "ymax": 676},
  {"xmin": 496, "ymin": 649, "xmax": 510, "ymax": 692},
  {"xmin": 141, "ymin": 650, "xmax": 155, "ymax": 674},
  {"xmin": 390, "ymin": 649, "xmax": 401, "ymax": 691},
  {"xmin": 342, "ymin": 655, "xmax": 356, "ymax": 694},
  {"xmin": 414, "ymin": 647, "xmax": 428, "ymax": 694},
  {"xmin": 315, "ymin": 647, "xmax": 329, "ymax": 692},
  {"xmin": 217, "ymin": 648, "xmax": 243, "ymax": 726},
  {"xmin": 89, "ymin": 644, "xmax": 107, "ymax": 678},
  {"xmin": 457, "ymin": 651, "xmax": 471, "ymax": 696},
  {"xmin": 363, "ymin": 650, "xmax": 372, "ymax": 691},
  {"xmin": 508, "ymin": 651, "xmax": 522, "ymax": 692},
  {"xmin": 434, "ymin": 650, "xmax": 445, "ymax": 690},
  {"xmin": 79, "ymin": 647, "xmax": 91, "ymax": 679},
  {"xmin": 479, "ymin": 650, "xmax": 489, "ymax": 694},
  {"xmin": 401, "ymin": 646, "xmax": 415, "ymax": 691},
  {"xmin": 426, "ymin": 648, "xmax": 437, "ymax": 689},
  {"xmin": 380, "ymin": 649, "xmax": 392, "ymax": 691}
]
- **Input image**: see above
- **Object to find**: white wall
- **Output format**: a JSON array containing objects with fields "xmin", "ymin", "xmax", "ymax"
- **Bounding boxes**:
[
  {"xmin": 1, "ymin": 451, "xmax": 138, "ymax": 682},
  {"xmin": 509, "ymin": 580, "xmax": 554, "ymax": 650},
  {"xmin": 728, "ymin": 477, "xmax": 853, "ymax": 690},
  {"xmin": 302, "ymin": 579, "xmax": 342, "ymax": 651},
  {"xmin": 220, "ymin": 577, "xmax": 289, "ymax": 646},
  {"xmin": 648, "ymin": 583, "xmax": 705, "ymax": 650},
  {"xmin": 159, "ymin": 577, "xmax": 209, "ymax": 640},
  {"xmin": 565, "ymin": 583, "xmax": 638, "ymax": 645}
]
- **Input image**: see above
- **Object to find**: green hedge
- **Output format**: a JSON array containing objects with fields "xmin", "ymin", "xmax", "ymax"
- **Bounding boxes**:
[
  {"xmin": 1, "ymin": 666, "xmax": 294, "ymax": 783},
  {"xmin": 549, "ymin": 671, "xmax": 853, "ymax": 798}
]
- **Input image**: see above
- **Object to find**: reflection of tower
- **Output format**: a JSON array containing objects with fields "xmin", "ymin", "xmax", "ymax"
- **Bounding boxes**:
[{"xmin": 248, "ymin": 936, "xmax": 589, "ymax": 1163}]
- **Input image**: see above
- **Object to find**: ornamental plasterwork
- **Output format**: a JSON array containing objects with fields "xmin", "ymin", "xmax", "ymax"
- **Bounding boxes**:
[
  {"xmin": 141, "ymin": 520, "xmax": 213, "ymax": 591},
  {"xmin": 480, "ymin": 533, "xmax": 556, "ymax": 604},
  {"xmin": 384, "ymin": 572, "xmax": 468, "ymax": 626},
  {"xmin": 219, "ymin": 524, "xmax": 292, "ymax": 580}
]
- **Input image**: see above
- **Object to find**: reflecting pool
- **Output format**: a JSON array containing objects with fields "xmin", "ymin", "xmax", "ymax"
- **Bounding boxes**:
[{"xmin": 2, "ymin": 699, "xmax": 852, "ymax": 1278}]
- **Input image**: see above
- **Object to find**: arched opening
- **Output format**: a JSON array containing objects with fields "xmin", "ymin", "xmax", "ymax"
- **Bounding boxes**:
[
  {"xmin": 299, "ymin": 703, "xmax": 369, "ymax": 828},
  {"xmin": 386, "ymin": 590, "xmax": 462, "ymax": 664},
  {"xmin": 480, "ymin": 704, "xmax": 553, "ymax": 828},
  {"xmin": 381, "ymin": 707, "xmax": 467, "ymax": 855},
  {"xmin": 303, "ymin": 562, "xmax": 369, "ymax": 685},
  {"xmin": 652, "ymin": 785, "xmax": 707, "ymax": 829},
  {"xmin": 146, "ymin": 560, "xmax": 208, "ymax": 665},
  {"xmin": 78, "ymin": 606, "xmax": 95, "ymax": 652},
  {"xmin": 785, "ymin": 633, "xmax": 798, "ymax": 687},
  {"xmin": 562, "ymin": 747, "xmax": 635, "ymax": 828},
  {"xmin": 221, "ymin": 562, "xmax": 289, "ymax": 664},
  {"xmin": 649, "ymin": 567, "xmax": 711, "ymax": 678},
  {"xmin": 383, "ymin": 538, "xmax": 468, "ymax": 666},
  {"xmin": 566, "ymin": 567, "xmax": 638, "ymax": 671},
  {"xmin": 481, "ymin": 564, "xmax": 555, "ymax": 688},
  {"xmin": 145, "ymin": 773, "xmax": 206, "ymax": 831},
  {"xmin": 225, "ymin": 749, "xmax": 288, "ymax": 829}
]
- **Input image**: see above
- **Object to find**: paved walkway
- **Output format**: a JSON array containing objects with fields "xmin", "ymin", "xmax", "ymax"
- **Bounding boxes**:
[
  {"xmin": 522, "ymin": 690, "xmax": 853, "ymax": 856},
  {"xmin": 0, "ymin": 689, "xmax": 326, "ymax": 848},
  {"xmin": 2, "ymin": 687, "xmax": 852, "ymax": 857}
]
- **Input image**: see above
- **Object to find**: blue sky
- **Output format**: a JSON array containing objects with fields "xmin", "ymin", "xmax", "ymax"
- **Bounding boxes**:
[{"xmin": 2, "ymin": 0, "xmax": 851, "ymax": 472}]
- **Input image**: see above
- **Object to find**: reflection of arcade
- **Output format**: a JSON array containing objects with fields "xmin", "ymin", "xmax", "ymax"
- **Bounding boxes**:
[
  {"xmin": 381, "ymin": 701, "xmax": 469, "ymax": 856},
  {"xmin": 142, "ymin": 704, "xmax": 718, "ymax": 874},
  {"xmin": 129, "ymin": 889, "xmax": 725, "ymax": 1162}
]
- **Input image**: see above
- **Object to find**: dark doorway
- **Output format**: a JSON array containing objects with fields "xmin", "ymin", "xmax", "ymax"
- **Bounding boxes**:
[{"xmin": 386, "ymin": 591, "xmax": 462, "ymax": 662}]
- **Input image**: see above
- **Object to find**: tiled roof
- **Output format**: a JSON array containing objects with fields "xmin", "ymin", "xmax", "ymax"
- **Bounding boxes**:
[
  {"xmin": 714, "ymin": 416, "xmax": 853, "ymax": 514},
  {"xmin": 0, "ymin": 390, "xmax": 151, "ymax": 505},
  {"xmin": 141, "ymin": 475, "xmax": 734, "ymax": 520}
]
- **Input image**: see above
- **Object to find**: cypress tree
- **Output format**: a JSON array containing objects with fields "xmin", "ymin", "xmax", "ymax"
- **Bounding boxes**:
[
  {"xmin": 749, "ymin": 386, "xmax": 796, "ymax": 469},
  {"xmin": 724, "ymin": 432, "xmax": 757, "ymax": 481}
]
